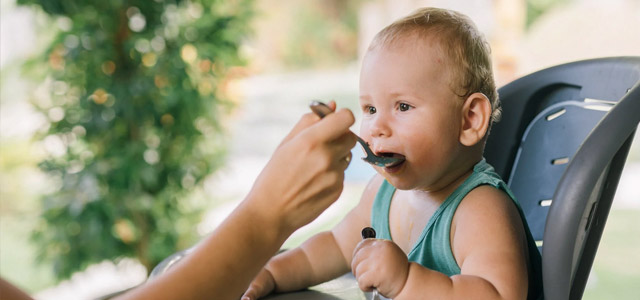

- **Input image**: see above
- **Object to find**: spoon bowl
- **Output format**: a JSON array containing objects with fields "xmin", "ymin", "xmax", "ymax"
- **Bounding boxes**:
[{"xmin": 310, "ymin": 101, "xmax": 405, "ymax": 168}]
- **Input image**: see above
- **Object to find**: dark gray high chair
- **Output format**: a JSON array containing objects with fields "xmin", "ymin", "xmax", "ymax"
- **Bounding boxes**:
[
  {"xmin": 148, "ymin": 57, "xmax": 640, "ymax": 300},
  {"xmin": 484, "ymin": 56, "xmax": 640, "ymax": 300}
]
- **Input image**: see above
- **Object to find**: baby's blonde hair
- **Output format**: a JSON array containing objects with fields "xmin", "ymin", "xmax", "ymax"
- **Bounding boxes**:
[{"xmin": 369, "ymin": 7, "xmax": 501, "ymax": 123}]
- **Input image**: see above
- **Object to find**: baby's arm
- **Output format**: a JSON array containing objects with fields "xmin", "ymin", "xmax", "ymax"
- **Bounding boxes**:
[
  {"xmin": 352, "ymin": 185, "xmax": 531, "ymax": 300},
  {"xmin": 242, "ymin": 175, "xmax": 384, "ymax": 299}
]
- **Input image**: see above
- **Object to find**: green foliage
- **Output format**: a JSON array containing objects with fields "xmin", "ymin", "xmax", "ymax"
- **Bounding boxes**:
[
  {"xmin": 282, "ymin": 0, "xmax": 361, "ymax": 69},
  {"xmin": 525, "ymin": 0, "xmax": 572, "ymax": 29},
  {"xmin": 18, "ymin": 0, "xmax": 254, "ymax": 280}
]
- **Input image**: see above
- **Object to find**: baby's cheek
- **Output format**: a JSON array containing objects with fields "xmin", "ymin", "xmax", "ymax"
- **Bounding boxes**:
[{"xmin": 359, "ymin": 122, "xmax": 370, "ymax": 137}]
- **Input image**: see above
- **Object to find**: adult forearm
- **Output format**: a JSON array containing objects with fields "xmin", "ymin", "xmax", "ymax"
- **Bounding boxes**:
[
  {"xmin": 0, "ymin": 278, "xmax": 34, "ymax": 300},
  {"xmin": 118, "ymin": 200, "xmax": 289, "ymax": 300}
]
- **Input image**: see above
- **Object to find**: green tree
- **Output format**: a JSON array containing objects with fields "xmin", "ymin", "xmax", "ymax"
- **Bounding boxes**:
[{"xmin": 18, "ymin": 0, "xmax": 253, "ymax": 280}]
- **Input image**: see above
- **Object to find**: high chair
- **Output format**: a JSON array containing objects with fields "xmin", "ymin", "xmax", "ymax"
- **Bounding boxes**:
[{"xmin": 484, "ymin": 56, "xmax": 640, "ymax": 299}]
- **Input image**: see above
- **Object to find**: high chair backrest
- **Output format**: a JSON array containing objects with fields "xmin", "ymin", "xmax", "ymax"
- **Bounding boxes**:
[{"xmin": 484, "ymin": 57, "xmax": 640, "ymax": 300}]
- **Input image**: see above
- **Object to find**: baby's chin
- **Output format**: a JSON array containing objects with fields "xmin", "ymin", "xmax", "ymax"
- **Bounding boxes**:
[{"xmin": 379, "ymin": 175, "xmax": 420, "ymax": 191}]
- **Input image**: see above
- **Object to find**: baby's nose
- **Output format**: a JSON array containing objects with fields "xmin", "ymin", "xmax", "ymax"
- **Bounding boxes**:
[{"xmin": 369, "ymin": 115, "xmax": 392, "ymax": 138}]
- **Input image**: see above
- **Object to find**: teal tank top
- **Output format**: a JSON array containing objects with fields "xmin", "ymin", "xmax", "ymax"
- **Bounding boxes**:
[{"xmin": 371, "ymin": 159, "xmax": 542, "ymax": 299}]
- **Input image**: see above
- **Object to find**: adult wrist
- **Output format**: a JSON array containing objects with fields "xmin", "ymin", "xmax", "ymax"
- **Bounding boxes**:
[{"xmin": 239, "ymin": 193, "xmax": 292, "ymax": 244}]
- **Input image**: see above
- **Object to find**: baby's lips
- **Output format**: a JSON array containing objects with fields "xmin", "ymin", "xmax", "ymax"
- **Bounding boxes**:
[{"xmin": 373, "ymin": 149, "xmax": 406, "ymax": 160}]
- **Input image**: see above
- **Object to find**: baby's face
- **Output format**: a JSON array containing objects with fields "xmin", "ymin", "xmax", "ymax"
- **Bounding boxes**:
[{"xmin": 359, "ymin": 39, "xmax": 464, "ymax": 191}]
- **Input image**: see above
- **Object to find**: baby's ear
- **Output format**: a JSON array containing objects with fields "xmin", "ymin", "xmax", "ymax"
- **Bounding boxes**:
[{"xmin": 459, "ymin": 93, "xmax": 491, "ymax": 146}]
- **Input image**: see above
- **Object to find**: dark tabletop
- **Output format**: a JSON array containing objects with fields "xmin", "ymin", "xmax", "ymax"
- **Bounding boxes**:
[{"xmin": 262, "ymin": 273, "xmax": 389, "ymax": 300}]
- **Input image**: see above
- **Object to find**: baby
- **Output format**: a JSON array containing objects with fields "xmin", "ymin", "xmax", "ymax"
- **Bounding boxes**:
[{"xmin": 243, "ymin": 7, "xmax": 542, "ymax": 300}]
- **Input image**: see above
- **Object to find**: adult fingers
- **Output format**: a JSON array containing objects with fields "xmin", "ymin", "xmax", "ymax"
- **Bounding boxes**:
[
  {"xmin": 327, "ymin": 133, "xmax": 357, "ymax": 170},
  {"xmin": 277, "ymin": 112, "xmax": 321, "ymax": 148},
  {"xmin": 331, "ymin": 131, "xmax": 358, "ymax": 154},
  {"xmin": 305, "ymin": 108, "xmax": 355, "ymax": 143},
  {"xmin": 327, "ymin": 100, "xmax": 337, "ymax": 111},
  {"xmin": 341, "ymin": 151, "xmax": 353, "ymax": 170},
  {"xmin": 278, "ymin": 100, "xmax": 337, "ymax": 147}
]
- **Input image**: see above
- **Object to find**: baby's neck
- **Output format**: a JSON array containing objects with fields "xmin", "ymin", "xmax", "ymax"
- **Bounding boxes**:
[
  {"xmin": 413, "ymin": 152, "xmax": 482, "ymax": 201},
  {"xmin": 414, "ymin": 166, "xmax": 474, "ymax": 202}
]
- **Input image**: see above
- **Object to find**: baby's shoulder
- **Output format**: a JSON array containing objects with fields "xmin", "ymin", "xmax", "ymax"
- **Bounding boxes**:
[
  {"xmin": 453, "ymin": 185, "xmax": 523, "ymax": 232},
  {"xmin": 458, "ymin": 185, "xmax": 515, "ymax": 216}
]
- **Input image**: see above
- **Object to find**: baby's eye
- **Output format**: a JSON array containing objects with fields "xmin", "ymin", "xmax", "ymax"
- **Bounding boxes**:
[
  {"xmin": 366, "ymin": 106, "xmax": 377, "ymax": 114},
  {"xmin": 398, "ymin": 103, "xmax": 412, "ymax": 111}
]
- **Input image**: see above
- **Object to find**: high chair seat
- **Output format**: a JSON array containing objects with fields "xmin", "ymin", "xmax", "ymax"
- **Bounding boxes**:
[{"xmin": 485, "ymin": 56, "xmax": 640, "ymax": 300}]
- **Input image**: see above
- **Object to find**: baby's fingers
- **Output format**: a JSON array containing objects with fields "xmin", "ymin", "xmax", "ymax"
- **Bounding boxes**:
[
  {"xmin": 351, "ymin": 255, "xmax": 379, "ymax": 293},
  {"xmin": 241, "ymin": 283, "xmax": 268, "ymax": 300},
  {"xmin": 241, "ymin": 285, "xmax": 265, "ymax": 300},
  {"xmin": 351, "ymin": 239, "xmax": 376, "ymax": 266},
  {"xmin": 241, "ymin": 269, "xmax": 275, "ymax": 300},
  {"xmin": 241, "ymin": 287, "xmax": 256, "ymax": 300},
  {"xmin": 351, "ymin": 240, "xmax": 375, "ymax": 276},
  {"xmin": 354, "ymin": 268, "xmax": 378, "ymax": 293}
]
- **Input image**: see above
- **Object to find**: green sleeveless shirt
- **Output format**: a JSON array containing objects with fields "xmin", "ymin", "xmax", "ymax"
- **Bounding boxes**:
[{"xmin": 371, "ymin": 159, "xmax": 543, "ymax": 299}]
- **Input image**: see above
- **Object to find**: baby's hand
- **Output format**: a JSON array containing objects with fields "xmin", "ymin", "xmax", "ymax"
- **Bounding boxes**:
[
  {"xmin": 351, "ymin": 239, "xmax": 409, "ymax": 299},
  {"xmin": 241, "ymin": 268, "xmax": 275, "ymax": 300}
]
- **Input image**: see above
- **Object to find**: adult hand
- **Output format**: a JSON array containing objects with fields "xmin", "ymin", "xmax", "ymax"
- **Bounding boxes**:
[
  {"xmin": 351, "ymin": 239, "xmax": 410, "ymax": 299},
  {"xmin": 245, "ymin": 102, "xmax": 356, "ymax": 235},
  {"xmin": 117, "ymin": 103, "xmax": 356, "ymax": 300}
]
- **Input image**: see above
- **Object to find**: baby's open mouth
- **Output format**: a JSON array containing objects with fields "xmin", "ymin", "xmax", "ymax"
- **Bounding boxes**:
[{"xmin": 375, "ymin": 152, "xmax": 406, "ymax": 168}]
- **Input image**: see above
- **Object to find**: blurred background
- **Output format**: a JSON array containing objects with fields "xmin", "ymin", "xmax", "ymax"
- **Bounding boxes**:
[{"xmin": 0, "ymin": 0, "xmax": 638, "ymax": 299}]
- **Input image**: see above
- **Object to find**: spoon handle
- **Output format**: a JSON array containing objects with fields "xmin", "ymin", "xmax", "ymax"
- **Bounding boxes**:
[
  {"xmin": 361, "ymin": 227, "xmax": 381, "ymax": 300},
  {"xmin": 309, "ymin": 100, "xmax": 333, "ymax": 118}
]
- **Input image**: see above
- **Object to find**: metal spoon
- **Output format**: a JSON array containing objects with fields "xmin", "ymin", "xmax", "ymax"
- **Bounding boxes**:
[
  {"xmin": 309, "ymin": 101, "xmax": 405, "ymax": 168},
  {"xmin": 361, "ymin": 227, "xmax": 381, "ymax": 300}
]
